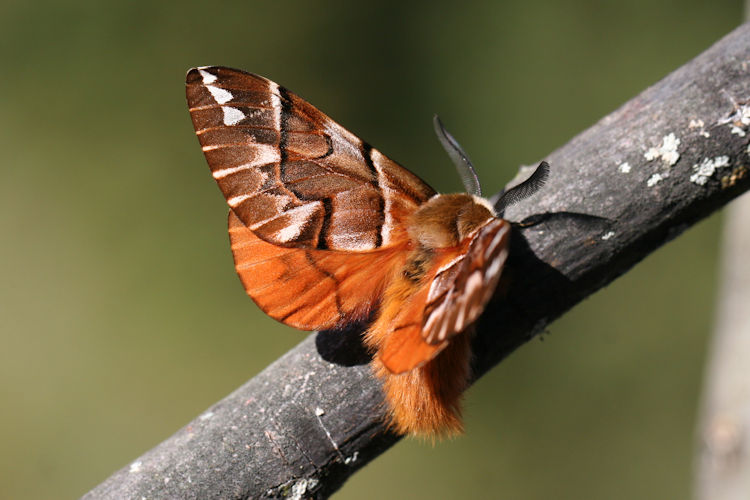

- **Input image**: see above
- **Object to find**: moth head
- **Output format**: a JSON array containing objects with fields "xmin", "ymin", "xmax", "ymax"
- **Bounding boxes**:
[{"xmin": 409, "ymin": 194, "xmax": 495, "ymax": 249}]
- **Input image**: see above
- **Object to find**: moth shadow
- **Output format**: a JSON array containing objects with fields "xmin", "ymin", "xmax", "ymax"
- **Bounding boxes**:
[
  {"xmin": 515, "ymin": 210, "xmax": 614, "ymax": 229},
  {"xmin": 472, "ymin": 213, "xmax": 596, "ymax": 375},
  {"xmin": 315, "ymin": 320, "xmax": 372, "ymax": 367}
]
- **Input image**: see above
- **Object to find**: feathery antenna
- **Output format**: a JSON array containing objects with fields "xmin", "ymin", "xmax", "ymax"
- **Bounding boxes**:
[
  {"xmin": 494, "ymin": 161, "xmax": 550, "ymax": 216},
  {"xmin": 433, "ymin": 115, "xmax": 482, "ymax": 196}
]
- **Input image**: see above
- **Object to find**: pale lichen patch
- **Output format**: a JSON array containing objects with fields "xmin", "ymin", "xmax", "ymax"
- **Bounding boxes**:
[
  {"xmin": 720, "ymin": 102, "xmax": 750, "ymax": 137},
  {"xmin": 644, "ymin": 133, "xmax": 680, "ymax": 166},
  {"xmin": 617, "ymin": 162, "xmax": 631, "ymax": 173},
  {"xmin": 647, "ymin": 173, "xmax": 664, "ymax": 187},
  {"xmin": 689, "ymin": 156, "xmax": 731, "ymax": 185},
  {"xmin": 288, "ymin": 478, "xmax": 319, "ymax": 500},
  {"xmin": 689, "ymin": 118, "xmax": 710, "ymax": 138},
  {"xmin": 129, "ymin": 461, "xmax": 142, "ymax": 473}
]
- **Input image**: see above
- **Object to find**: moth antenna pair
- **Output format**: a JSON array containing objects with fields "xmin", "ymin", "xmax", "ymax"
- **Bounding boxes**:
[{"xmin": 434, "ymin": 115, "xmax": 549, "ymax": 216}]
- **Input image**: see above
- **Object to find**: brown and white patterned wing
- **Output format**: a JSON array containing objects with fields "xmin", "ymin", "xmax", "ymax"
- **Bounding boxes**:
[
  {"xmin": 186, "ymin": 66, "xmax": 436, "ymax": 251},
  {"xmin": 421, "ymin": 218, "xmax": 511, "ymax": 345}
]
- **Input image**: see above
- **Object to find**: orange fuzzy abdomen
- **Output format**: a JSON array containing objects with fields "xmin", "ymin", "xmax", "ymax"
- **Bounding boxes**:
[
  {"xmin": 364, "ymin": 268, "xmax": 473, "ymax": 438},
  {"xmin": 371, "ymin": 334, "xmax": 472, "ymax": 438}
]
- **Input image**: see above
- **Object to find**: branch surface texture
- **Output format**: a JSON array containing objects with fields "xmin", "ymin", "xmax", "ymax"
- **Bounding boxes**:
[{"xmin": 85, "ymin": 23, "xmax": 750, "ymax": 500}]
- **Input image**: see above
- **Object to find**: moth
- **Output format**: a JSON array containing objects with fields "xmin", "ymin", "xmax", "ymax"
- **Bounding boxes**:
[{"xmin": 186, "ymin": 66, "xmax": 548, "ymax": 437}]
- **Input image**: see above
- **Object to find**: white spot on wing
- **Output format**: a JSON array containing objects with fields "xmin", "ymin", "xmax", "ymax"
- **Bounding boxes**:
[
  {"xmin": 424, "ymin": 301, "xmax": 448, "ymax": 336},
  {"xmin": 464, "ymin": 271, "xmax": 484, "ymax": 296},
  {"xmin": 485, "ymin": 251, "xmax": 506, "ymax": 281},
  {"xmin": 129, "ymin": 461, "xmax": 142, "ymax": 473},
  {"xmin": 228, "ymin": 194, "xmax": 251, "ymax": 207},
  {"xmin": 207, "ymin": 85, "xmax": 233, "ymax": 104},
  {"xmin": 198, "ymin": 69, "xmax": 217, "ymax": 84},
  {"xmin": 222, "ymin": 106, "xmax": 245, "ymax": 126},
  {"xmin": 273, "ymin": 203, "xmax": 321, "ymax": 242},
  {"xmin": 617, "ymin": 162, "xmax": 631, "ymax": 173},
  {"xmin": 644, "ymin": 133, "xmax": 680, "ymax": 166},
  {"xmin": 276, "ymin": 225, "xmax": 301, "ymax": 243},
  {"xmin": 601, "ymin": 231, "xmax": 615, "ymax": 240},
  {"xmin": 457, "ymin": 271, "xmax": 487, "ymax": 329},
  {"xmin": 484, "ymin": 224, "xmax": 509, "ymax": 260},
  {"xmin": 212, "ymin": 147, "xmax": 280, "ymax": 179},
  {"xmin": 454, "ymin": 304, "xmax": 466, "ymax": 331},
  {"xmin": 272, "ymin": 194, "xmax": 293, "ymax": 211},
  {"xmin": 213, "ymin": 164, "xmax": 252, "ymax": 179},
  {"xmin": 437, "ymin": 317, "xmax": 450, "ymax": 342},
  {"xmin": 269, "ymin": 81, "xmax": 281, "ymax": 131}
]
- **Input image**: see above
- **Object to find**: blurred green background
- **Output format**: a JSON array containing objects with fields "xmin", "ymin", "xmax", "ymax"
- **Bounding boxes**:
[{"xmin": 0, "ymin": 1, "xmax": 742, "ymax": 498}]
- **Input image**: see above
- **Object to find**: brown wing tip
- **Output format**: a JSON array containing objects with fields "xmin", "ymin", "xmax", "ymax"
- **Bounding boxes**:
[
  {"xmin": 186, "ymin": 66, "xmax": 260, "ymax": 85},
  {"xmin": 185, "ymin": 66, "xmax": 223, "ymax": 84},
  {"xmin": 185, "ymin": 67, "xmax": 202, "ymax": 83}
]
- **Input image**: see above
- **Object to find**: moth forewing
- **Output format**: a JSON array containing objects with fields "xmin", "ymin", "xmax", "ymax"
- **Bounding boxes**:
[{"xmin": 186, "ymin": 66, "xmax": 436, "ymax": 252}]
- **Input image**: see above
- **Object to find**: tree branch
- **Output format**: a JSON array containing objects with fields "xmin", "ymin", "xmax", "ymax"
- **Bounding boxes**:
[{"xmin": 85, "ymin": 23, "xmax": 750, "ymax": 500}]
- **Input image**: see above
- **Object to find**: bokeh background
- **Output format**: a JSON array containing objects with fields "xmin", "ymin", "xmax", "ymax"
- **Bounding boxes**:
[{"xmin": 0, "ymin": 1, "xmax": 743, "ymax": 498}]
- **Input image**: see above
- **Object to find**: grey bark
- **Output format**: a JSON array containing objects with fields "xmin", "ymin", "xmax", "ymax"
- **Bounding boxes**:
[{"xmin": 85, "ymin": 23, "xmax": 750, "ymax": 500}]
